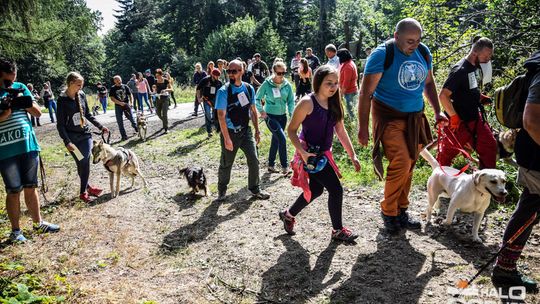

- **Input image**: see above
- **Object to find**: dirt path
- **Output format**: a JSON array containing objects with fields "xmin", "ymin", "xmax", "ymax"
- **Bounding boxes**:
[{"xmin": 1, "ymin": 105, "xmax": 539, "ymax": 304}]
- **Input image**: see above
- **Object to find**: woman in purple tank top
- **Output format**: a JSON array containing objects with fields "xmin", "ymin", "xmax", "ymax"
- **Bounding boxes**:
[{"xmin": 278, "ymin": 65, "xmax": 362, "ymax": 243}]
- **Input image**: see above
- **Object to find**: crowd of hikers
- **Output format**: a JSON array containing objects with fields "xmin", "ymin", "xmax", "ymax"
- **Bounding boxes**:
[{"xmin": 0, "ymin": 17, "xmax": 539, "ymax": 296}]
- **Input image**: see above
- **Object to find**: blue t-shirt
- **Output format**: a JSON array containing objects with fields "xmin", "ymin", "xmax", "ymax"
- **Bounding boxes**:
[
  {"xmin": 0, "ymin": 82, "xmax": 40, "ymax": 160},
  {"xmin": 215, "ymin": 82, "xmax": 255, "ymax": 129},
  {"xmin": 364, "ymin": 42, "xmax": 433, "ymax": 112}
]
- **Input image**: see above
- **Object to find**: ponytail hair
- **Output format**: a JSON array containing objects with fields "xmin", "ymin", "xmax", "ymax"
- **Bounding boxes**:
[{"xmin": 65, "ymin": 72, "xmax": 86, "ymax": 127}]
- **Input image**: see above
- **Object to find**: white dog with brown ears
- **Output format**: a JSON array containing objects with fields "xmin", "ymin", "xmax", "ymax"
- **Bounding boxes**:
[
  {"xmin": 92, "ymin": 140, "xmax": 148, "ymax": 198},
  {"xmin": 419, "ymin": 148, "xmax": 507, "ymax": 243}
]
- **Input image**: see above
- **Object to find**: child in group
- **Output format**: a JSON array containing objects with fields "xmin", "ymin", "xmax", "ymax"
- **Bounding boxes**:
[
  {"xmin": 279, "ymin": 65, "xmax": 361, "ymax": 243},
  {"xmin": 150, "ymin": 84, "xmax": 158, "ymax": 108},
  {"xmin": 56, "ymin": 72, "xmax": 109, "ymax": 203}
]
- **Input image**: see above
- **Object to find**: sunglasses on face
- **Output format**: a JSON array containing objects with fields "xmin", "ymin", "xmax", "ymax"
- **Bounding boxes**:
[
  {"xmin": 226, "ymin": 69, "xmax": 241, "ymax": 75},
  {"xmin": 275, "ymin": 71, "xmax": 286, "ymax": 76}
]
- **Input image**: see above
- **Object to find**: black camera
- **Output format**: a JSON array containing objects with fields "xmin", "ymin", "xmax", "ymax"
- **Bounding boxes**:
[
  {"xmin": 0, "ymin": 88, "xmax": 33, "ymax": 110},
  {"xmin": 305, "ymin": 145, "xmax": 321, "ymax": 171}
]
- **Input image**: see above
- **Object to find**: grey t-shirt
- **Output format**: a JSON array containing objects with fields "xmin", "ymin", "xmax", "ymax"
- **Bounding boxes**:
[{"xmin": 526, "ymin": 72, "xmax": 540, "ymax": 104}]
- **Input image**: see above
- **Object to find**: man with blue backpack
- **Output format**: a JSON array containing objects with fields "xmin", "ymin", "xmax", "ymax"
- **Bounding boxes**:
[
  {"xmin": 358, "ymin": 18, "xmax": 448, "ymax": 234},
  {"xmin": 215, "ymin": 60, "xmax": 270, "ymax": 202}
]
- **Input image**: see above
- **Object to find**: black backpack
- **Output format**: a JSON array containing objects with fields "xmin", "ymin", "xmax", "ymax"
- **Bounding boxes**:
[
  {"xmin": 383, "ymin": 39, "xmax": 431, "ymax": 70},
  {"xmin": 214, "ymin": 82, "xmax": 253, "ymax": 132},
  {"xmin": 494, "ymin": 51, "xmax": 540, "ymax": 129},
  {"xmin": 494, "ymin": 73, "xmax": 534, "ymax": 129}
]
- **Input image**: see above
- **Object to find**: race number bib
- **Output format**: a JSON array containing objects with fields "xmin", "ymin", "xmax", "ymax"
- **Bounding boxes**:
[
  {"xmin": 254, "ymin": 69, "xmax": 260, "ymax": 76},
  {"xmin": 72, "ymin": 112, "xmax": 84, "ymax": 126},
  {"xmin": 468, "ymin": 72, "xmax": 478, "ymax": 89},
  {"xmin": 238, "ymin": 92, "xmax": 250, "ymax": 107},
  {"xmin": 272, "ymin": 87, "xmax": 281, "ymax": 98},
  {"xmin": 210, "ymin": 87, "xmax": 216, "ymax": 94}
]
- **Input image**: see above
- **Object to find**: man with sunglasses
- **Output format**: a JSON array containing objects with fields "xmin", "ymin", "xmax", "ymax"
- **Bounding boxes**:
[
  {"xmin": 358, "ymin": 18, "xmax": 447, "ymax": 234},
  {"xmin": 215, "ymin": 60, "xmax": 270, "ymax": 202},
  {"xmin": 250, "ymin": 53, "xmax": 269, "ymax": 92}
]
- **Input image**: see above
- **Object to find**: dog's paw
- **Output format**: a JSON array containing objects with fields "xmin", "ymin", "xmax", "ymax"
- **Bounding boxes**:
[{"xmin": 472, "ymin": 236, "xmax": 483, "ymax": 243}]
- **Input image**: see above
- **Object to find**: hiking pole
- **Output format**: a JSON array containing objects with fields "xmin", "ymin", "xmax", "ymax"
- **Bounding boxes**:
[{"xmin": 456, "ymin": 212, "xmax": 538, "ymax": 289}]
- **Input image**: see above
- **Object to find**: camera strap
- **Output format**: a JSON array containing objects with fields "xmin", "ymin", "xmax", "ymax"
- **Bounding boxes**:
[{"xmin": 38, "ymin": 155, "xmax": 51, "ymax": 204}]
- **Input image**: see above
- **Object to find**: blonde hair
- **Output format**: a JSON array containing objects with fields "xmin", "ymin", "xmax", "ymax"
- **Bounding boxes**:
[
  {"xmin": 272, "ymin": 61, "xmax": 287, "ymax": 73},
  {"xmin": 195, "ymin": 62, "xmax": 202, "ymax": 70},
  {"xmin": 65, "ymin": 72, "xmax": 85, "ymax": 126}
]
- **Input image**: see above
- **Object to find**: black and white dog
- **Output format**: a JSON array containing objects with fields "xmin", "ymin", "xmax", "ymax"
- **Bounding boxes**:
[{"xmin": 179, "ymin": 166, "xmax": 208, "ymax": 196}]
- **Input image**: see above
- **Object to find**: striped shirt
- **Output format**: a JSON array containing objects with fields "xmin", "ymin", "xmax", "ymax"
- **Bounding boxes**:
[{"xmin": 0, "ymin": 82, "xmax": 40, "ymax": 160}]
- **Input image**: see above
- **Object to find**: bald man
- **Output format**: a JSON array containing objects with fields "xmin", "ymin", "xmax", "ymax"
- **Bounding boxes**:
[
  {"xmin": 358, "ymin": 18, "xmax": 448, "ymax": 234},
  {"xmin": 215, "ymin": 60, "xmax": 270, "ymax": 202},
  {"xmin": 110, "ymin": 75, "xmax": 138, "ymax": 141}
]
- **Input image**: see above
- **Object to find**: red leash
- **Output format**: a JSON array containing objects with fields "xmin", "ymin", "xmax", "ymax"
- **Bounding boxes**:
[{"xmin": 436, "ymin": 125, "xmax": 477, "ymax": 176}]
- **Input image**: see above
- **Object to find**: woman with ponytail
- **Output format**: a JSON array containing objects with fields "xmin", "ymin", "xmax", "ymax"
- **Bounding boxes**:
[
  {"xmin": 56, "ymin": 72, "xmax": 109, "ymax": 203},
  {"xmin": 279, "ymin": 65, "xmax": 361, "ymax": 243}
]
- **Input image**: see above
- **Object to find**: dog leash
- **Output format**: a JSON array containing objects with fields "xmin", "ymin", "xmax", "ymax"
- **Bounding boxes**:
[
  {"xmin": 456, "ymin": 212, "xmax": 538, "ymax": 291},
  {"xmin": 92, "ymin": 130, "xmax": 111, "ymax": 144},
  {"xmin": 436, "ymin": 125, "xmax": 477, "ymax": 176},
  {"xmin": 38, "ymin": 155, "xmax": 52, "ymax": 204}
]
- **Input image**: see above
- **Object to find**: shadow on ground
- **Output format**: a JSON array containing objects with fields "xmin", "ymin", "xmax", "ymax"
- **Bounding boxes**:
[
  {"xmin": 328, "ymin": 230, "xmax": 444, "ymax": 303},
  {"xmin": 258, "ymin": 236, "xmax": 341, "ymax": 303},
  {"xmin": 161, "ymin": 187, "xmax": 255, "ymax": 252}
]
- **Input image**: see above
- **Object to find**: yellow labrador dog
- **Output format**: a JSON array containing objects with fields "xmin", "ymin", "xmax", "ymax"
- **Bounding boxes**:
[{"xmin": 419, "ymin": 149, "xmax": 507, "ymax": 243}]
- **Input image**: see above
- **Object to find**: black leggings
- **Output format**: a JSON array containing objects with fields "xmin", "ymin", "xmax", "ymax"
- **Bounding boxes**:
[
  {"xmin": 502, "ymin": 187, "xmax": 540, "ymax": 246},
  {"xmin": 289, "ymin": 164, "xmax": 344, "ymax": 230},
  {"xmin": 70, "ymin": 137, "xmax": 92, "ymax": 195}
]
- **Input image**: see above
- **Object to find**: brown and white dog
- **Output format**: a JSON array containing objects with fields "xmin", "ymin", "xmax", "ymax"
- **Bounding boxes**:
[
  {"xmin": 495, "ymin": 129, "xmax": 518, "ymax": 167},
  {"xmin": 137, "ymin": 112, "xmax": 148, "ymax": 141},
  {"xmin": 92, "ymin": 140, "xmax": 148, "ymax": 198}
]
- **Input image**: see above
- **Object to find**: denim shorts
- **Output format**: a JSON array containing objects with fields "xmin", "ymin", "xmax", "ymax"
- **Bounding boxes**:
[{"xmin": 0, "ymin": 151, "xmax": 39, "ymax": 193}]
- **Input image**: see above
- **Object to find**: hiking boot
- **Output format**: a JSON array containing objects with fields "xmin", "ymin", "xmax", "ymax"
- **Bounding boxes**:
[
  {"xmin": 332, "ymin": 227, "xmax": 359, "ymax": 243},
  {"xmin": 121, "ymin": 136, "xmax": 128, "ymax": 141},
  {"xmin": 492, "ymin": 266, "xmax": 538, "ymax": 293},
  {"xmin": 217, "ymin": 191, "xmax": 226, "ymax": 202},
  {"xmin": 252, "ymin": 190, "xmax": 270, "ymax": 200},
  {"xmin": 381, "ymin": 212, "xmax": 401, "ymax": 234},
  {"xmin": 33, "ymin": 221, "xmax": 60, "ymax": 233},
  {"xmin": 281, "ymin": 167, "xmax": 291, "ymax": 175},
  {"xmin": 278, "ymin": 210, "xmax": 296, "ymax": 235},
  {"xmin": 267, "ymin": 166, "xmax": 280, "ymax": 173},
  {"xmin": 87, "ymin": 185, "xmax": 103, "ymax": 197},
  {"xmin": 79, "ymin": 192, "xmax": 92, "ymax": 203},
  {"xmin": 9, "ymin": 229, "xmax": 27, "ymax": 243},
  {"xmin": 399, "ymin": 208, "xmax": 422, "ymax": 229}
]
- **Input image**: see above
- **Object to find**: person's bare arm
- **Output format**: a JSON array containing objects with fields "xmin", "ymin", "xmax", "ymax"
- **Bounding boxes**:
[
  {"xmin": 357, "ymin": 73, "xmax": 382, "ymax": 146},
  {"xmin": 250, "ymin": 104, "xmax": 261, "ymax": 144},
  {"xmin": 424, "ymin": 70, "xmax": 448, "ymax": 126},
  {"xmin": 26, "ymin": 102, "xmax": 42, "ymax": 117},
  {"xmin": 335, "ymin": 120, "xmax": 361, "ymax": 171},
  {"xmin": 523, "ymin": 103, "xmax": 540, "ymax": 145},
  {"xmin": 218, "ymin": 109, "xmax": 233, "ymax": 151}
]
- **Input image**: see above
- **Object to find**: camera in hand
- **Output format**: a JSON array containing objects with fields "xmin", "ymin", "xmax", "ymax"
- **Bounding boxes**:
[
  {"xmin": 0, "ymin": 88, "xmax": 33, "ymax": 110},
  {"xmin": 305, "ymin": 145, "xmax": 321, "ymax": 171}
]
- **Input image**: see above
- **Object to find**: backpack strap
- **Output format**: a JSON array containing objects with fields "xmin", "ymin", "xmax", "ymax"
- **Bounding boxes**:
[
  {"xmin": 383, "ymin": 39, "xmax": 395, "ymax": 71},
  {"xmin": 383, "ymin": 39, "xmax": 431, "ymax": 71}
]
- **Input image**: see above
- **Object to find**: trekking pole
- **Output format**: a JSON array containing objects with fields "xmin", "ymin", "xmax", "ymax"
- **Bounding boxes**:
[{"xmin": 456, "ymin": 212, "xmax": 538, "ymax": 290}]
